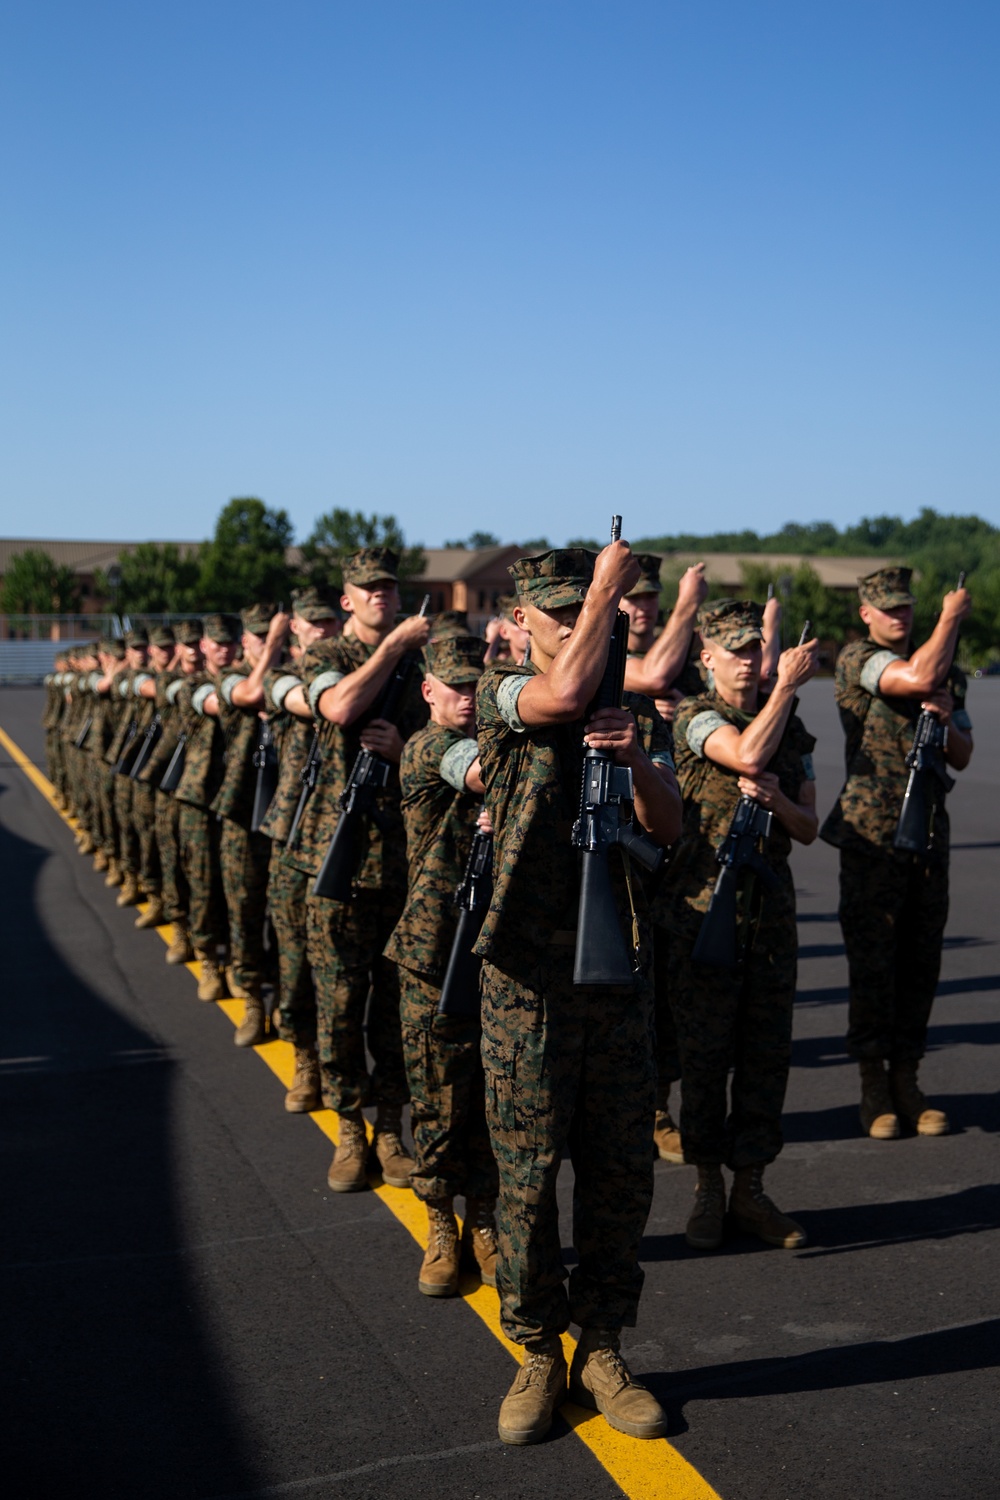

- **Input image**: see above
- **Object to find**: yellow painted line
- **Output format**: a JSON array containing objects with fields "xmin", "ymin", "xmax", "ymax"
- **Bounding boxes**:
[{"xmin": 2, "ymin": 720, "xmax": 720, "ymax": 1500}]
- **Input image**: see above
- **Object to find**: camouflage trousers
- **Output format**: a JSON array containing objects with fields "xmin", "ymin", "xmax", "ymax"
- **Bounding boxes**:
[
  {"xmin": 220, "ymin": 822, "xmax": 271, "ymax": 993},
  {"xmin": 178, "ymin": 803, "xmax": 227, "ymax": 954},
  {"xmin": 306, "ymin": 888, "xmax": 407, "ymax": 1114},
  {"xmin": 94, "ymin": 762, "xmax": 118, "ymax": 857},
  {"xmin": 114, "ymin": 774, "xmax": 140, "ymax": 876},
  {"xmin": 481, "ymin": 956, "xmax": 655, "ymax": 1347},
  {"xmin": 156, "ymin": 790, "xmax": 188, "ymax": 923},
  {"xmin": 653, "ymin": 923, "xmax": 681, "ymax": 1111},
  {"xmin": 665, "ymin": 884, "xmax": 797, "ymax": 1169},
  {"xmin": 133, "ymin": 782, "xmax": 160, "ymax": 897},
  {"xmin": 269, "ymin": 857, "xmax": 315, "ymax": 1047},
  {"xmin": 839, "ymin": 848, "xmax": 950, "ymax": 1063},
  {"xmin": 397, "ymin": 965, "xmax": 498, "ymax": 1204}
]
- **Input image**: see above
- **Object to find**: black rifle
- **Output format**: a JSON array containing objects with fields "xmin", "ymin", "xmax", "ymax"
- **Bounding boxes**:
[
  {"xmin": 691, "ymin": 795, "xmax": 780, "ymax": 969},
  {"xmin": 129, "ymin": 713, "xmax": 162, "ymax": 780},
  {"xmin": 73, "ymin": 713, "xmax": 94, "ymax": 750},
  {"xmin": 159, "ymin": 732, "xmax": 187, "ymax": 792},
  {"xmin": 893, "ymin": 572, "xmax": 964, "ymax": 856},
  {"xmin": 312, "ymin": 596, "xmax": 431, "ymax": 900},
  {"xmin": 572, "ymin": 517, "xmax": 664, "ymax": 986},
  {"xmin": 691, "ymin": 620, "xmax": 811, "ymax": 968},
  {"xmin": 285, "ymin": 730, "xmax": 321, "ymax": 850},
  {"xmin": 250, "ymin": 719, "xmax": 280, "ymax": 833},
  {"xmin": 436, "ymin": 830, "xmax": 493, "ymax": 1025},
  {"xmin": 113, "ymin": 716, "xmax": 139, "ymax": 775}
]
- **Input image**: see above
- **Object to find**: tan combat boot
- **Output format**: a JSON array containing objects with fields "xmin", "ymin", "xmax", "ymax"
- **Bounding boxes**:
[
  {"xmin": 104, "ymin": 857, "xmax": 122, "ymax": 888},
  {"xmin": 497, "ymin": 1338, "xmax": 567, "ymax": 1445},
  {"xmin": 116, "ymin": 872, "xmax": 141, "ymax": 908},
  {"xmin": 729, "ymin": 1165, "xmax": 807, "ymax": 1248},
  {"xmin": 233, "ymin": 994, "xmax": 266, "ymax": 1048},
  {"xmin": 78, "ymin": 831, "xmax": 95, "ymax": 856},
  {"xmin": 418, "ymin": 1199, "xmax": 461, "ymax": 1297},
  {"xmin": 134, "ymin": 896, "xmax": 164, "ymax": 929},
  {"xmin": 285, "ymin": 1046, "xmax": 321, "ymax": 1112},
  {"xmin": 569, "ymin": 1328, "xmax": 667, "ymax": 1439},
  {"xmin": 653, "ymin": 1106, "xmax": 684, "ymax": 1164},
  {"xmin": 685, "ymin": 1165, "xmax": 726, "ymax": 1250},
  {"xmin": 859, "ymin": 1059, "xmax": 900, "ymax": 1139},
  {"xmin": 92, "ymin": 848, "xmax": 109, "ymax": 873},
  {"xmin": 373, "ymin": 1105, "xmax": 414, "ymax": 1188},
  {"xmin": 461, "ymin": 1195, "xmax": 498, "ymax": 1286},
  {"xmin": 165, "ymin": 923, "xmax": 194, "ymax": 965},
  {"xmin": 889, "ymin": 1061, "xmax": 949, "ymax": 1136},
  {"xmin": 327, "ymin": 1112, "xmax": 369, "ymax": 1193},
  {"xmin": 195, "ymin": 949, "xmax": 226, "ymax": 1002}
]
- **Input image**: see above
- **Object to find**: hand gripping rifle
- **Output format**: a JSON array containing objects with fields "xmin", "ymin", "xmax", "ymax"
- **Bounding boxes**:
[
  {"xmin": 691, "ymin": 620, "xmax": 811, "ymax": 969},
  {"xmin": 312, "ymin": 595, "xmax": 431, "ymax": 900},
  {"xmin": 250, "ymin": 719, "xmax": 280, "ymax": 833},
  {"xmin": 129, "ymin": 712, "xmax": 163, "ymax": 780},
  {"xmin": 572, "ymin": 517, "xmax": 665, "ymax": 987},
  {"xmin": 893, "ymin": 574, "xmax": 964, "ymax": 856},
  {"xmin": 435, "ymin": 829, "xmax": 493, "ymax": 1027}
]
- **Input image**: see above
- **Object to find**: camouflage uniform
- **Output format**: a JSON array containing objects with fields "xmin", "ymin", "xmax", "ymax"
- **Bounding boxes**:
[
  {"xmin": 820, "ymin": 568, "xmax": 971, "ymax": 1063},
  {"xmin": 138, "ymin": 623, "xmax": 202, "ymax": 927},
  {"xmin": 91, "ymin": 641, "xmax": 127, "ymax": 861},
  {"xmin": 212, "ymin": 605, "xmax": 276, "ymax": 996},
  {"xmin": 383, "ymin": 637, "xmax": 498, "ymax": 1204},
  {"xmin": 475, "ymin": 549, "xmax": 674, "ymax": 1347},
  {"xmin": 129, "ymin": 625, "xmax": 177, "ymax": 903},
  {"xmin": 285, "ymin": 551, "xmax": 428, "ymax": 1114},
  {"xmin": 105, "ymin": 629, "xmax": 153, "ymax": 883},
  {"xmin": 173, "ymin": 616, "xmax": 237, "ymax": 958},
  {"xmin": 661, "ymin": 600, "xmax": 815, "ymax": 1169}
]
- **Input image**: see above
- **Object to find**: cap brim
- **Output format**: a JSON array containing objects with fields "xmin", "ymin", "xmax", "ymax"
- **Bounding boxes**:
[{"xmin": 522, "ymin": 583, "xmax": 589, "ymax": 610}]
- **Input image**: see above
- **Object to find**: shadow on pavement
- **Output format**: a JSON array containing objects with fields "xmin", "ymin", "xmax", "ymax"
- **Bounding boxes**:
[
  {"xmin": 797, "ymin": 972, "xmax": 1000, "ymax": 1006},
  {"xmin": 0, "ymin": 788, "xmax": 255, "ymax": 1498},
  {"xmin": 648, "ymin": 1316, "xmax": 1000, "ymax": 1435}
]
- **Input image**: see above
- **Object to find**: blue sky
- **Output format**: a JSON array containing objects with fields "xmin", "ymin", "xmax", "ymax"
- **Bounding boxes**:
[{"xmin": 2, "ymin": 1, "xmax": 997, "ymax": 548}]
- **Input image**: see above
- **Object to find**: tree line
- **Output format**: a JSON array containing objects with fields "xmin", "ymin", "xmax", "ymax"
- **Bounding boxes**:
[{"xmin": 2, "ymin": 501, "xmax": 998, "ymax": 665}]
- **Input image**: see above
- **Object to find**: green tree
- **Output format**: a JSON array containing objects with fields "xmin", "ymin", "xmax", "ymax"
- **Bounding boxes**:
[
  {"xmin": 197, "ymin": 498, "xmax": 296, "ymax": 611},
  {"xmin": 739, "ymin": 561, "xmax": 855, "ymax": 649},
  {"xmin": 300, "ymin": 508, "xmax": 425, "ymax": 599},
  {"xmin": 95, "ymin": 543, "xmax": 201, "ymax": 614},
  {"xmin": 0, "ymin": 549, "xmax": 79, "ymax": 613}
]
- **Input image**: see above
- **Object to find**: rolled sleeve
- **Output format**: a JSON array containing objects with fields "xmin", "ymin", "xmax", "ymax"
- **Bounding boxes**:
[
  {"xmin": 220, "ymin": 673, "xmax": 243, "ymax": 706},
  {"xmin": 166, "ymin": 678, "xmax": 185, "ymax": 705},
  {"xmin": 132, "ymin": 672, "xmax": 153, "ymax": 696},
  {"xmin": 440, "ymin": 737, "xmax": 480, "ymax": 791},
  {"xmin": 686, "ymin": 709, "xmax": 730, "ymax": 759},
  {"xmin": 496, "ymin": 674, "xmax": 531, "ymax": 733},
  {"xmin": 860, "ymin": 649, "xmax": 903, "ymax": 696},
  {"xmin": 308, "ymin": 669, "xmax": 344, "ymax": 715},
  {"xmin": 192, "ymin": 682, "xmax": 215, "ymax": 716},
  {"xmin": 651, "ymin": 747, "xmax": 675, "ymax": 772},
  {"xmin": 801, "ymin": 751, "xmax": 816, "ymax": 781},
  {"xmin": 952, "ymin": 708, "xmax": 972, "ymax": 732}
]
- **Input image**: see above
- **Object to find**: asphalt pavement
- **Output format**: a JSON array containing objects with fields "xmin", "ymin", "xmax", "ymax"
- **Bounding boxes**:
[{"xmin": 1, "ymin": 681, "xmax": 997, "ymax": 1500}]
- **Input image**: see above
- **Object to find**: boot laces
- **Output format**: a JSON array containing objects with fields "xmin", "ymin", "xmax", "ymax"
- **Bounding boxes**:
[
  {"xmin": 429, "ymin": 1208, "xmax": 457, "ymax": 1251},
  {"xmin": 521, "ymin": 1349, "xmax": 558, "ymax": 1385},
  {"xmin": 744, "ymin": 1168, "xmax": 779, "ymax": 1214},
  {"xmin": 339, "ymin": 1120, "xmax": 367, "ymax": 1158}
]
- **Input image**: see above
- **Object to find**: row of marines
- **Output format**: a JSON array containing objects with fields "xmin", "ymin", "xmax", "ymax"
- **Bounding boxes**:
[{"xmin": 42, "ymin": 537, "xmax": 973, "ymax": 1447}]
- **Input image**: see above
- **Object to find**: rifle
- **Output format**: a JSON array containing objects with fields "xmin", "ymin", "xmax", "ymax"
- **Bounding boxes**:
[
  {"xmin": 129, "ymin": 713, "xmax": 162, "ymax": 780},
  {"xmin": 74, "ymin": 713, "xmax": 94, "ymax": 750},
  {"xmin": 159, "ymin": 732, "xmax": 187, "ymax": 792},
  {"xmin": 250, "ymin": 719, "xmax": 280, "ymax": 833},
  {"xmin": 572, "ymin": 517, "xmax": 664, "ymax": 987},
  {"xmin": 113, "ymin": 716, "xmax": 139, "ymax": 775},
  {"xmin": 435, "ymin": 829, "xmax": 493, "ymax": 1026},
  {"xmin": 312, "ymin": 596, "xmax": 431, "ymax": 900},
  {"xmin": 691, "ymin": 620, "xmax": 810, "ymax": 968},
  {"xmin": 285, "ymin": 730, "xmax": 321, "ymax": 850},
  {"xmin": 893, "ymin": 573, "xmax": 964, "ymax": 856}
]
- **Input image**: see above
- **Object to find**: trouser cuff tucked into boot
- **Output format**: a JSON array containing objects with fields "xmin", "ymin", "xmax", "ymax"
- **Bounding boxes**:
[{"xmin": 373, "ymin": 1105, "xmax": 414, "ymax": 1188}]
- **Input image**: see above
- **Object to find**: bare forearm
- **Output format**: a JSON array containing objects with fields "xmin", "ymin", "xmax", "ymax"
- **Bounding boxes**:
[
  {"xmin": 624, "ymin": 607, "xmax": 698, "ymax": 696},
  {"xmin": 946, "ymin": 727, "xmax": 973, "ymax": 771},
  {"xmin": 631, "ymin": 758, "xmax": 682, "ymax": 846},
  {"xmin": 319, "ymin": 639, "xmax": 406, "ymax": 726},
  {"xmin": 773, "ymin": 791, "xmax": 818, "ymax": 844},
  {"xmin": 518, "ymin": 587, "xmax": 621, "ymax": 724},
  {"xmin": 881, "ymin": 618, "xmax": 961, "ymax": 696}
]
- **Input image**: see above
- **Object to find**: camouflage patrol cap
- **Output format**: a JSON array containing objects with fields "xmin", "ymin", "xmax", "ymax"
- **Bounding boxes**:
[
  {"xmin": 149, "ymin": 625, "xmax": 175, "ymax": 649},
  {"xmin": 342, "ymin": 546, "xmax": 399, "ymax": 587},
  {"xmin": 99, "ymin": 637, "xmax": 126, "ymax": 659},
  {"xmin": 174, "ymin": 618, "xmax": 203, "ymax": 646},
  {"xmin": 626, "ymin": 552, "xmax": 663, "ymax": 598},
  {"xmin": 857, "ymin": 566, "xmax": 915, "ymax": 609},
  {"xmin": 125, "ymin": 625, "xmax": 149, "ymax": 648},
  {"xmin": 430, "ymin": 609, "xmax": 469, "ymax": 640},
  {"xmin": 697, "ymin": 598, "xmax": 765, "ymax": 650},
  {"xmin": 240, "ymin": 603, "xmax": 275, "ymax": 637},
  {"xmin": 423, "ymin": 634, "xmax": 485, "ymax": 685},
  {"xmin": 202, "ymin": 612, "xmax": 241, "ymax": 644},
  {"xmin": 509, "ymin": 548, "xmax": 596, "ymax": 611},
  {"xmin": 291, "ymin": 584, "xmax": 339, "ymax": 621}
]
